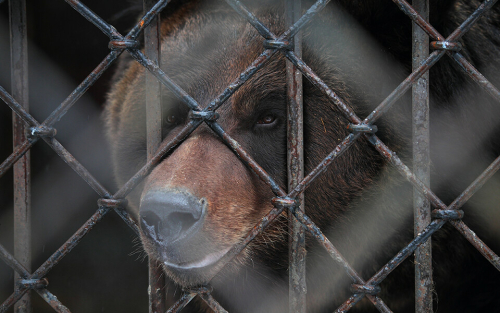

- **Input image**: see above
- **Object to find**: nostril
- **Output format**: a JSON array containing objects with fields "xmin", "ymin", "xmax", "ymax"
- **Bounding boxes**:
[
  {"xmin": 140, "ymin": 190, "xmax": 207, "ymax": 244},
  {"xmin": 140, "ymin": 211, "xmax": 162, "ymax": 242},
  {"xmin": 163, "ymin": 212, "xmax": 197, "ymax": 240}
]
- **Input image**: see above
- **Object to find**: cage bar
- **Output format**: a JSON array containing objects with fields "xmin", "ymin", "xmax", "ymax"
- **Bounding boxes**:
[
  {"xmin": 411, "ymin": 0, "xmax": 433, "ymax": 312},
  {"xmin": 285, "ymin": 0, "xmax": 306, "ymax": 312},
  {"xmin": 143, "ymin": 0, "xmax": 166, "ymax": 311},
  {"xmin": 9, "ymin": 0, "xmax": 31, "ymax": 312}
]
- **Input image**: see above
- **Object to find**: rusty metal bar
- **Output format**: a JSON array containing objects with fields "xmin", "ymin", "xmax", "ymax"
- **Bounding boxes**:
[
  {"xmin": 127, "ymin": 0, "xmax": 171, "ymax": 40},
  {"xmin": 143, "ymin": 0, "xmax": 166, "ymax": 311},
  {"xmin": 0, "ymin": 50, "xmax": 122, "ymax": 179},
  {"xmin": 0, "ymin": 244, "xmax": 28, "ymax": 278},
  {"xmin": 1, "ymin": 205, "xmax": 110, "ymax": 312},
  {"xmin": 291, "ymin": 209, "xmax": 392, "ymax": 312},
  {"xmin": 114, "ymin": 120, "xmax": 201, "ymax": 199},
  {"xmin": 362, "ymin": 50, "xmax": 444, "ymax": 126},
  {"xmin": 392, "ymin": 0, "xmax": 500, "ymax": 104},
  {"xmin": 285, "ymin": 0, "xmax": 306, "ymax": 312},
  {"xmin": 198, "ymin": 293, "xmax": 228, "ymax": 313},
  {"xmin": 289, "ymin": 133, "xmax": 361, "ymax": 198},
  {"xmin": 205, "ymin": 48, "xmax": 278, "ymax": 112},
  {"xmin": 0, "ymin": 244, "xmax": 69, "ymax": 313},
  {"xmin": 411, "ymin": 0, "xmax": 432, "ymax": 312},
  {"xmin": 9, "ymin": 0, "xmax": 31, "ymax": 311},
  {"xmin": 42, "ymin": 50, "xmax": 121, "ymax": 127},
  {"xmin": 63, "ymin": 0, "xmax": 120, "ymax": 39},
  {"xmin": 209, "ymin": 122, "xmax": 286, "ymax": 196},
  {"xmin": 165, "ymin": 293, "xmax": 196, "ymax": 313},
  {"xmin": 127, "ymin": 49, "xmax": 201, "ymax": 111},
  {"xmin": 0, "ymin": 86, "xmax": 38, "ymax": 127},
  {"xmin": 35, "ymin": 290, "xmax": 70, "ymax": 313}
]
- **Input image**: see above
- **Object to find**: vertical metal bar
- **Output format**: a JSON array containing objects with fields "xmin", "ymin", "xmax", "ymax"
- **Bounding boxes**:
[
  {"xmin": 286, "ymin": 0, "xmax": 306, "ymax": 312},
  {"xmin": 9, "ymin": 0, "xmax": 31, "ymax": 312},
  {"xmin": 144, "ymin": 0, "xmax": 165, "ymax": 312},
  {"xmin": 412, "ymin": 0, "xmax": 432, "ymax": 312}
]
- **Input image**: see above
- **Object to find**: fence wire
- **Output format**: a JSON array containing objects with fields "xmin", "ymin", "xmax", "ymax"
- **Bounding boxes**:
[{"xmin": 1, "ymin": 0, "xmax": 500, "ymax": 312}]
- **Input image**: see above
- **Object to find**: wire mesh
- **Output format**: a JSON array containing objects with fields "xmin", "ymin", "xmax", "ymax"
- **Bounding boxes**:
[{"xmin": 1, "ymin": 0, "xmax": 499, "ymax": 312}]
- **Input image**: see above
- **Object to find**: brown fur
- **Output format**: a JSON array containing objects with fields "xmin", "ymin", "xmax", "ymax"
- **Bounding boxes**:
[{"xmin": 105, "ymin": 1, "xmax": 500, "ymax": 312}]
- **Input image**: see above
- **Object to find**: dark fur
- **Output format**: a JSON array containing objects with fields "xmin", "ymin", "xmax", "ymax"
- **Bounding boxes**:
[{"xmin": 105, "ymin": 1, "xmax": 500, "ymax": 312}]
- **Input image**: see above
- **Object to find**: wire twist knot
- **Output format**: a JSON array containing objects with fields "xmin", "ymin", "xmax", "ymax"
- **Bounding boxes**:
[
  {"xmin": 347, "ymin": 124, "xmax": 378, "ymax": 134},
  {"xmin": 19, "ymin": 278, "xmax": 49, "ymax": 290},
  {"xmin": 430, "ymin": 41, "xmax": 462, "ymax": 51},
  {"xmin": 350, "ymin": 283, "xmax": 381, "ymax": 295},
  {"xmin": 263, "ymin": 39, "xmax": 292, "ymax": 50},
  {"xmin": 109, "ymin": 39, "xmax": 140, "ymax": 50},
  {"xmin": 29, "ymin": 126, "xmax": 56, "ymax": 139},
  {"xmin": 432, "ymin": 209, "xmax": 464, "ymax": 220},
  {"xmin": 98, "ymin": 198, "xmax": 128, "ymax": 209},
  {"xmin": 189, "ymin": 110, "xmax": 219, "ymax": 122}
]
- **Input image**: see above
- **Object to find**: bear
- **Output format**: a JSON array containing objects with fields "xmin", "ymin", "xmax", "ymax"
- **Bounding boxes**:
[{"xmin": 104, "ymin": 0, "xmax": 500, "ymax": 312}]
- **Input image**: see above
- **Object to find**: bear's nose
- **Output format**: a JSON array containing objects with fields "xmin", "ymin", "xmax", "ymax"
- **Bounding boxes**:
[{"xmin": 139, "ymin": 190, "xmax": 207, "ymax": 244}]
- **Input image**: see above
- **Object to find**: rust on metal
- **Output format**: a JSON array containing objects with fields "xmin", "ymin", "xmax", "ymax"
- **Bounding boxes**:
[{"xmin": 2, "ymin": 0, "xmax": 500, "ymax": 312}]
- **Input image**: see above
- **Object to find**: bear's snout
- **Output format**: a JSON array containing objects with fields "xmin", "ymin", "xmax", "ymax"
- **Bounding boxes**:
[{"xmin": 139, "ymin": 190, "xmax": 207, "ymax": 245}]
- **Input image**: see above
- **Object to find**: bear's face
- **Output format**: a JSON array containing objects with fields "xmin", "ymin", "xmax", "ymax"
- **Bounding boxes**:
[{"xmin": 105, "ymin": 2, "xmax": 399, "ymax": 288}]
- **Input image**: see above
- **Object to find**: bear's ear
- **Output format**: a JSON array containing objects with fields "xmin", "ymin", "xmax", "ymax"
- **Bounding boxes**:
[{"xmin": 103, "ymin": 52, "xmax": 139, "ymax": 142}]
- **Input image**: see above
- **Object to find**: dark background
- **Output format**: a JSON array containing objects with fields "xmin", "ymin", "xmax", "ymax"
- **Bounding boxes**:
[{"xmin": 0, "ymin": 0, "xmax": 151, "ymax": 312}]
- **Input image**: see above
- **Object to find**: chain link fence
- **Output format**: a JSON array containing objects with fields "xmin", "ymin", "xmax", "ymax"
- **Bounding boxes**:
[{"xmin": 1, "ymin": 0, "xmax": 500, "ymax": 312}]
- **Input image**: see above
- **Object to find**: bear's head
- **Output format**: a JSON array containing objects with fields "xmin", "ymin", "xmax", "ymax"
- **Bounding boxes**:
[{"xmin": 105, "ymin": 0, "xmax": 407, "ymax": 296}]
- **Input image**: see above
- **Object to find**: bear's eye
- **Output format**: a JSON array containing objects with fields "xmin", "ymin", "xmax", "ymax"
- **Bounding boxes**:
[
  {"xmin": 165, "ymin": 114, "xmax": 177, "ymax": 124},
  {"xmin": 256, "ymin": 114, "xmax": 277, "ymax": 126},
  {"xmin": 164, "ymin": 108, "xmax": 186, "ymax": 126}
]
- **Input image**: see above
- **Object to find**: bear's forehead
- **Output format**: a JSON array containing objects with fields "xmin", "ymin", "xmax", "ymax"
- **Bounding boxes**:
[{"xmin": 155, "ymin": 14, "xmax": 287, "ymax": 119}]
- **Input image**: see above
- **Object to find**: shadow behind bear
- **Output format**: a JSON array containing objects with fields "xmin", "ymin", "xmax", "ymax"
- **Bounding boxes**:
[{"xmin": 104, "ymin": 0, "xmax": 500, "ymax": 312}]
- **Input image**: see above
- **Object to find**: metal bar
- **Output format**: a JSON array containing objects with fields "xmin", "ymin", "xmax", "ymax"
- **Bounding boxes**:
[
  {"xmin": 9, "ymin": 0, "xmax": 31, "ymax": 311},
  {"xmin": 128, "ymin": 49, "xmax": 201, "ymax": 111},
  {"xmin": 205, "ymin": 49, "xmax": 278, "ymax": 112},
  {"xmin": 35, "ymin": 290, "xmax": 71, "ymax": 313},
  {"xmin": 143, "ymin": 0, "xmax": 166, "ymax": 311},
  {"xmin": 208, "ymin": 122, "xmax": 286, "ymax": 196},
  {"xmin": 411, "ymin": 0, "xmax": 432, "ymax": 312},
  {"xmin": 0, "ymin": 50, "xmax": 121, "ymax": 179},
  {"xmin": 289, "ymin": 133, "xmax": 360, "ymax": 198},
  {"xmin": 0, "ymin": 289, "xmax": 27, "ymax": 313},
  {"xmin": 114, "ymin": 120, "xmax": 201, "ymax": 199},
  {"xmin": 292, "ymin": 210, "xmax": 392, "ymax": 312},
  {"xmin": 392, "ymin": 0, "xmax": 497, "ymax": 42},
  {"xmin": 224, "ymin": 0, "xmax": 275, "ymax": 40},
  {"xmin": 144, "ymin": 0, "xmax": 163, "ymax": 168},
  {"xmin": 335, "ymin": 294, "xmax": 364, "ymax": 313},
  {"xmin": 0, "ymin": 86, "xmax": 38, "ymax": 127},
  {"xmin": 1, "ymin": 206, "xmax": 110, "ymax": 311},
  {"xmin": 0, "ymin": 244, "xmax": 71, "ymax": 313},
  {"xmin": 0, "ymin": 140, "xmax": 35, "ymax": 179},
  {"xmin": 449, "ymin": 155, "xmax": 500, "ymax": 210},
  {"xmin": 281, "ymin": 0, "xmax": 330, "ymax": 40},
  {"xmin": 165, "ymin": 293, "xmax": 196, "ymax": 313},
  {"xmin": 391, "ymin": 0, "xmax": 500, "ymax": 105},
  {"xmin": 285, "ymin": 1, "xmax": 306, "ymax": 311},
  {"xmin": 198, "ymin": 293, "xmax": 228, "ymax": 313},
  {"xmin": 32, "ymin": 206, "xmax": 110, "ymax": 279},
  {"xmin": 368, "ymin": 134, "xmax": 447, "ymax": 209},
  {"xmin": 63, "ymin": 0, "xmax": 120, "ymax": 39},
  {"xmin": 127, "ymin": 0, "xmax": 171, "ymax": 40},
  {"xmin": 450, "ymin": 52, "xmax": 500, "ymax": 102},
  {"xmin": 0, "ymin": 244, "xmax": 29, "ymax": 278},
  {"xmin": 41, "ymin": 137, "xmax": 112, "ymax": 198},
  {"xmin": 43, "ymin": 50, "xmax": 121, "ymax": 127},
  {"xmin": 362, "ymin": 50, "xmax": 444, "ymax": 125},
  {"xmin": 450, "ymin": 220, "xmax": 500, "ymax": 270}
]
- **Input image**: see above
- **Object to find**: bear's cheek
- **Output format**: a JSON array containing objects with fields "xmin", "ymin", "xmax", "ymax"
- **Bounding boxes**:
[{"xmin": 138, "ymin": 134, "xmax": 273, "ymax": 284}]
